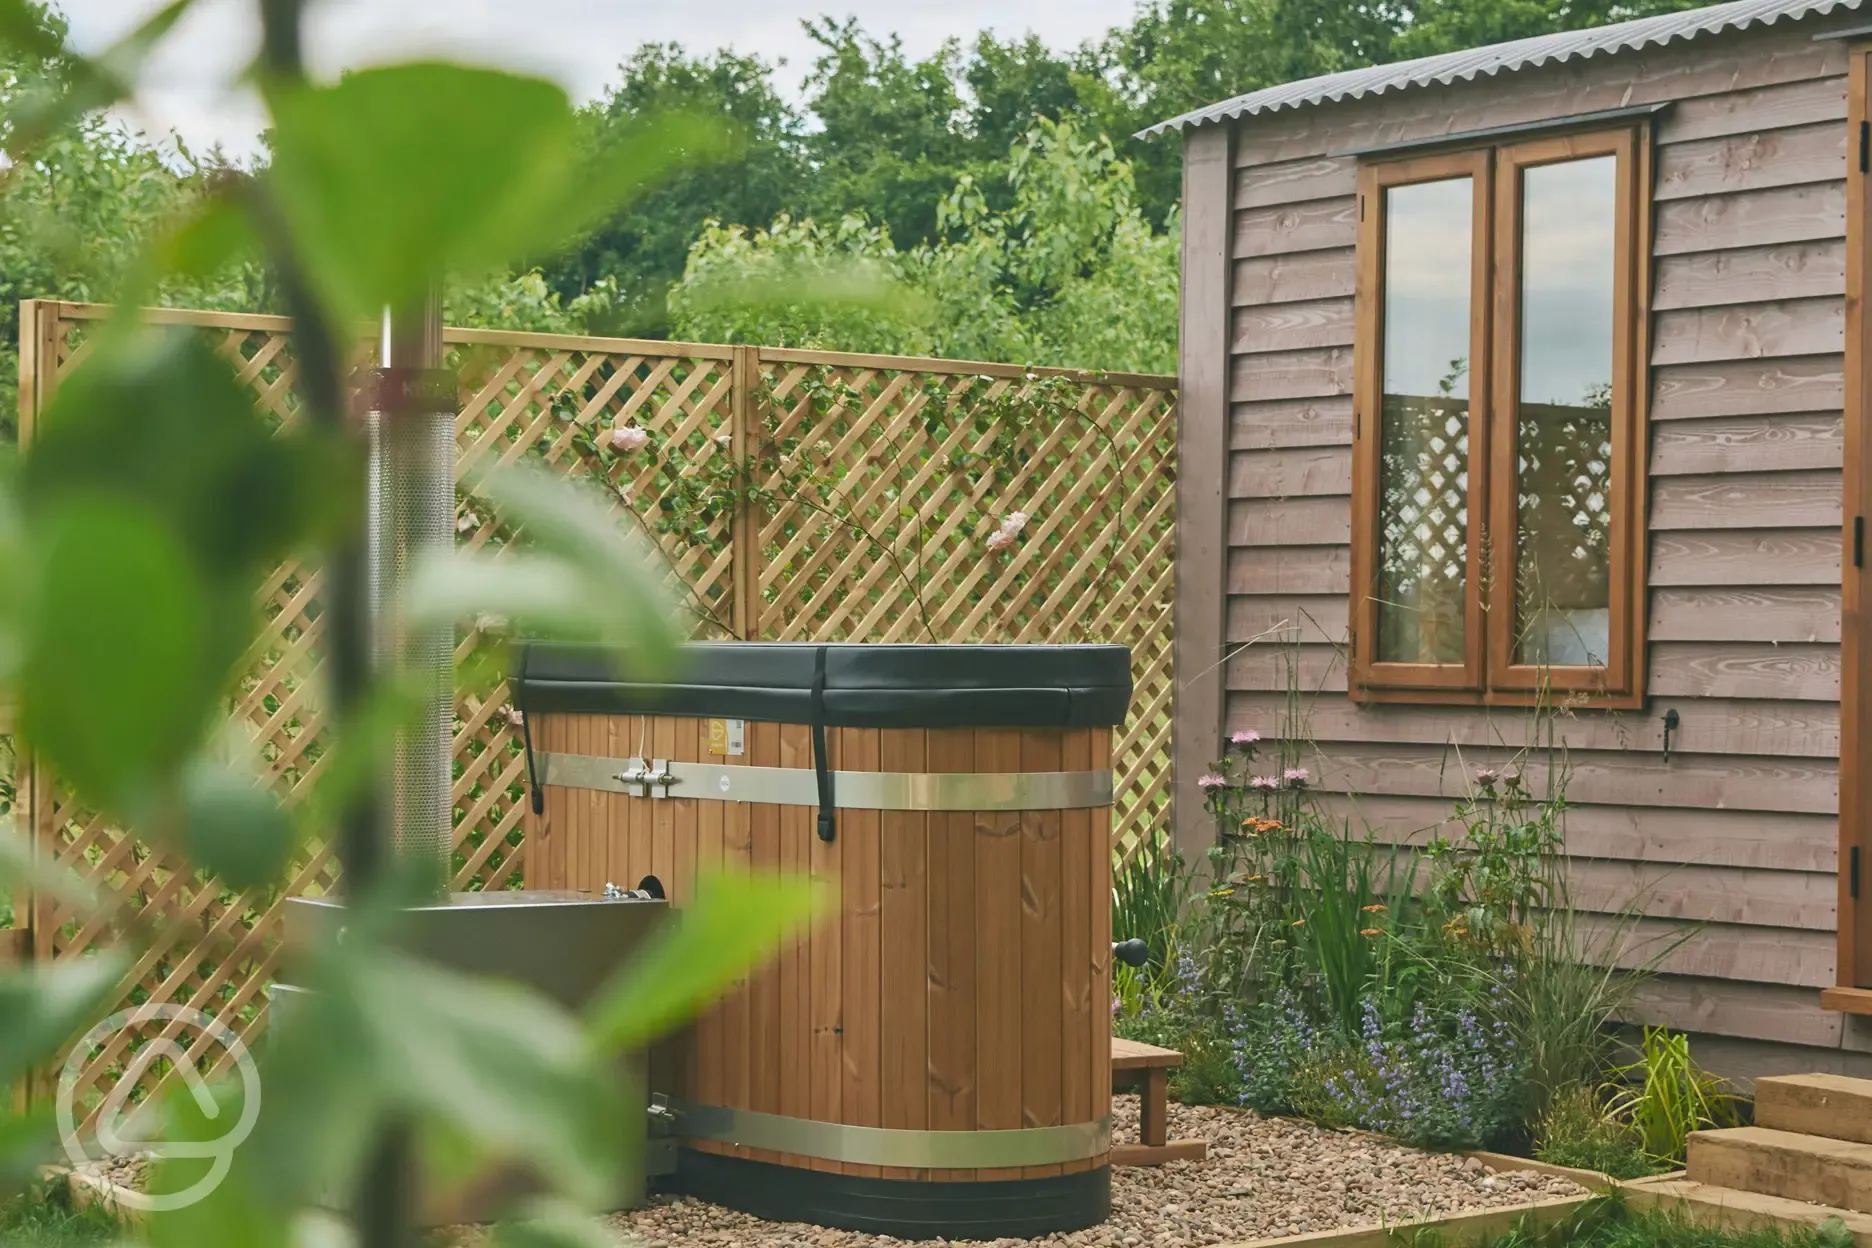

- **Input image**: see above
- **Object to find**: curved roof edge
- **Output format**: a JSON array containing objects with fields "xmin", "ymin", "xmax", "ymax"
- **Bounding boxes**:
[{"xmin": 1137, "ymin": 0, "xmax": 1864, "ymax": 140}]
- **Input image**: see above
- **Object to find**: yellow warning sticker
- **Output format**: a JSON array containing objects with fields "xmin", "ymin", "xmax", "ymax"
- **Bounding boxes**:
[{"xmin": 707, "ymin": 718, "xmax": 746, "ymax": 756}]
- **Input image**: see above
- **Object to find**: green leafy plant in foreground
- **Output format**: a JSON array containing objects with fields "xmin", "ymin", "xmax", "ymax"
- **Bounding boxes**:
[
  {"xmin": 0, "ymin": 2, "xmax": 840, "ymax": 1246},
  {"xmin": 1604, "ymin": 1027, "xmax": 1743, "ymax": 1169}
]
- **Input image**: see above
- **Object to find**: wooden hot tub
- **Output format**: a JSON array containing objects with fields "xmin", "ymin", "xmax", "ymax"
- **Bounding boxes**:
[{"xmin": 515, "ymin": 642, "xmax": 1130, "ymax": 1238}]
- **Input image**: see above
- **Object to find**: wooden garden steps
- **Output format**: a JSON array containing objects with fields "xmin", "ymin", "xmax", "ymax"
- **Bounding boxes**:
[
  {"xmin": 1632, "ymin": 1073, "xmax": 1872, "ymax": 1241},
  {"xmin": 1624, "ymin": 1178, "xmax": 1872, "ymax": 1247},
  {"xmin": 1755, "ymin": 1073, "xmax": 1872, "ymax": 1144},
  {"xmin": 1687, "ymin": 1127, "xmax": 1872, "ymax": 1213},
  {"xmin": 1110, "ymin": 1037, "xmax": 1208, "ymax": 1167}
]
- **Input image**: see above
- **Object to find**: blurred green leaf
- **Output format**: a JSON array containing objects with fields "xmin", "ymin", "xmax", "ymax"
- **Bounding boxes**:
[
  {"xmin": 588, "ymin": 870, "xmax": 827, "ymax": 1052},
  {"xmin": 403, "ymin": 553, "xmax": 669, "ymax": 664},
  {"xmin": 0, "ymin": 453, "xmax": 20, "ymax": 685},
  {"xmin": 255, "ymin": 934, "xmax": 627, "ymax": 1213},
  {"xmin": 174, "ymin": 755, "xmax": 295, "ymax": 893},
  {"xmin": 0, "ymin": 1109, "xmax": 54, "ymax": 1202},
  {"xmin": 262, "ymin": 63, "xmax": 728, "ymax": 323},
  {"xmin": 493, "ymin": 1198, "xmax": 621, "ymax": 1248},
  {"xmin": 17, "ymin": 334, "xmax": 348, "ymax": 812},
  {"xmin": 23, "ymin": 332, "xmax": 343, "ymax": 588},
  {"xmin": 17, "ymin": 500, "xmax": 210, "ymax": 813},
  {"xmin": 0, "ymin": 822, "xmax": 113, "ymax": 919},
  {"xmin": 0, "ymin": 949, "xmax": 130, "ymax": 1087},
  {"xmin": 147, "ymin": 1078, "xmax": 292, "ymax": 1248},
  {"xmin": 409, "ymin": 464, "xmax": 676, "ymax": 670}
]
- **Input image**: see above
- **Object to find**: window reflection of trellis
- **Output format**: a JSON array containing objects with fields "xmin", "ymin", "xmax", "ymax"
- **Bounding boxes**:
[
  {"xmin": 1514, "ymin": 392, "xmax": 1613, "ymax": 665},
  {"xmin": 1377, "ymin": 360, "xmax": 1470, "ymax": 665}
]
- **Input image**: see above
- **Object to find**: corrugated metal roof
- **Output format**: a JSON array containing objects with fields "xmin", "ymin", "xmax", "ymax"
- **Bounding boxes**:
[{"xmin": 1138, "ymin": 0, "xmax": 1864, "ymax": 138}]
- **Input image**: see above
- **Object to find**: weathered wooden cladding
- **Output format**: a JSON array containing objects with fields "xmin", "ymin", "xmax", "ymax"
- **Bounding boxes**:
[
  {"xmin": 1650, "ymin": 412, "xmax": 1842, "ymax": 476},
  {"xmin": 1211, "ymin": 12, "xmax": 1854, "ymax": 1073},
  {"xmin": 1653, "ymin": 241, "xmax": 1845, "ymax": 311}
]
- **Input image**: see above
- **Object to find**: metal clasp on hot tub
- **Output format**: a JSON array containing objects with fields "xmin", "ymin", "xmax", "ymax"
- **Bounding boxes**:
[{"xmin": 614, "ymin": 758, "xmax": 678, "ymax": 799}]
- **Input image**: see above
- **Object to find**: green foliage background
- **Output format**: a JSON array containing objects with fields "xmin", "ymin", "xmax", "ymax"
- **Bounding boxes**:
[{"xmin": 0, "ymin": 0, "xmax": 1711, "ymax": 439}]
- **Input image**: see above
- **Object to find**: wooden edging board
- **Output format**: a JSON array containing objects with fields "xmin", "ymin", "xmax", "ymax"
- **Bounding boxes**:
[
  {"xmin": 59, "ymin": 1168, "xmax": 147, "ymax": 1229},
  {"xmin": 1221, "ymin": 1194, "xmax": 1593, "ymax": 1248}
]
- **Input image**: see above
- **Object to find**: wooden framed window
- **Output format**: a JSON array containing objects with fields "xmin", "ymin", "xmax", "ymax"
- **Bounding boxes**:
[{"xmin": 1350, "ymin": 125, "xmax": 1651, "ymax": 707}]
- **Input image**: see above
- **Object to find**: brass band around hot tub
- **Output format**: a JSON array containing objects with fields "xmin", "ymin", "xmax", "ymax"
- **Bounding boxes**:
[{"xmin": 516, "ymin": 641, "xmax": 1129, "ymax": 1239}]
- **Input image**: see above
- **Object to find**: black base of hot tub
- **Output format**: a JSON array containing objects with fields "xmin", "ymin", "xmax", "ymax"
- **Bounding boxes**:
[{"xmin": 669, "ymin": 1148, "xmax": 1111, "ymax": 1240}]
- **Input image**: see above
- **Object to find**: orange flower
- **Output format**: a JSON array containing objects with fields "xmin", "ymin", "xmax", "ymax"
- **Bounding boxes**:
[
  {"xmin": 1361, "ymin": 904, "xmax": 1387, "ymax": 913},
  {"xmin": 1360, "ymin": 928, "xmax": 1383, "ymax": 937},
  {"xmin": 1290, "ymin": 919, "xmax": 1306, "ymax": 927},
  {"xmin": 1241, "ymin": 816, "xmax": 1286, "ymax": 835}
]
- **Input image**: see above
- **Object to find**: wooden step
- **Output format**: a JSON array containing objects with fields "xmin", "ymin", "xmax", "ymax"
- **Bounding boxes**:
[
  {"xmin": 1625, "ymin": 1176, "xmax": 1872, "ymax": 1246},
  {"xmin": 1689, "ymin": 1126, "xmax": 1872, "ymax": 1213},
  {"xmin": 1757, "ymin": 1074, "xmax": 1872, "ymax": 1145}
]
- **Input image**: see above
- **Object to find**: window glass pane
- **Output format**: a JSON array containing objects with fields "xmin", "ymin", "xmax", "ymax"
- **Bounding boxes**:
[
  {"xmin": 1377, "ymin": 176, "xmax": 1473, "ymax": 665},
  {"xmin": 1514, "ymin": 155, "xmax": 1616, "ymax": 668}
]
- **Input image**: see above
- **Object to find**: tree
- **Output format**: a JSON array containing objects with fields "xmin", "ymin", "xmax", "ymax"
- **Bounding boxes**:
[
  {"xmin": 799, "ymin": 20, "xmax": 977, "ymax": 252},
  {"xmin": 1391, "ymin": 0, "xmax": 1712, "ymax": 58},
  {"xmin": 670, "ymin": 117, "xmax": 1177, "ymax": 374},
  {"xmin": 543, "ymin": 44, "xmax": 807, "ymax": 335}
]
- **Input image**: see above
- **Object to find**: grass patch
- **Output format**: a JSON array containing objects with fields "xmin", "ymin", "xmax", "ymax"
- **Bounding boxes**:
[
  {"xmin": 1408, "ymin": 1195, "xmax": 1857, "ymax": 1248},
  {"xmin": 0, "ymin": 1178, "xmax": 128, "ymax": 1247}
]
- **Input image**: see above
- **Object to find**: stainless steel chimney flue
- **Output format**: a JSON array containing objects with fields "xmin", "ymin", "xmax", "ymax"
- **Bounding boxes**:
[{"xmin": 368, "ymin": 292, "xmax": 454, "ymax": 894}]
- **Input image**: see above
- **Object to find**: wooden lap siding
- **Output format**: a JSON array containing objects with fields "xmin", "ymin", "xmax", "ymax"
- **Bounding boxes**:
[{"xmin": 1220, "ymin": 21, "xmax": 1866, "ymax": 1077}]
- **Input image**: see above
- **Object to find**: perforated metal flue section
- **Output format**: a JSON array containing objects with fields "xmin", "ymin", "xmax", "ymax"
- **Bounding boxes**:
[{"xmin": 371, "ymin": 406, "xmax": 455, "ymax": 880}]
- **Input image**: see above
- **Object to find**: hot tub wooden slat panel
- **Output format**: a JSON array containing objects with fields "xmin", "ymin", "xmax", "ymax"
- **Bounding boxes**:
[
  {"xmin": 530, "ymin": 714, "xmax": 550, "ymax": 889},
  {"xmin": 1092, "ymin": 726, "xmax": 1113, "ymax": 1151},
  {"xmin": 675, "ymin": 717, "xmax": 700, "ymax": 899},
  {"xmin": 599, "ymin": 714, "xmax": 621, "ymax": 892},
  {"xmin": 575, "ymin": 715, "xmax": 594, "ymax": 895},
  {"xmin": 925, "ymin": 728, "xmax": 977, "ymax": 1182},
  {"xmin": 975, "ymin": 726, "xmax": 1026, "ymax": 1181},
  {"xmin": 879, "ymin": 727, "xmax": 930, "ymax": 1181},
  {"xmin": 1060, "ymin": 727, "xmax": 1095, "ymax": 1176},
  {"xmin": 695, "ymin": 722, "xmax": 726, "ymax": 1129},
  {"xmin": 721, "ymin": 731, "xmax": 756, "ymax": 1161},
  {"xmin": 778, "ymin": 723, "xmax": 811, "ymax": 1135},
  {"xmin": 746, "ymin": 721, "xmax": 783, "ymax": 1167},
  {"xmin": 1021, "ymin": 726, "xmax": 1066, "ymax": 1178},
  {"xmin": 841, "ymin": 726, "xmax": 884, "ymax": 1178},
  {"xmin": 809, "ymin": 728, "xmax": 845, "ymax": 1175}
]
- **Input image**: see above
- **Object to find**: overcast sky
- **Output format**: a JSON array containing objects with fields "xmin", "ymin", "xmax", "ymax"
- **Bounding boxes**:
[{"xmin": 62, "ymin": 0, "xmax": 1141, "ymax": 160}]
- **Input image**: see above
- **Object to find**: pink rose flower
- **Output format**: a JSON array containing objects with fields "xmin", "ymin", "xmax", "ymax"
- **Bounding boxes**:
[
  {"xmin": 609, "ymin": 425, "xmax": 649, "ymax": 453},
  {"xmin": 986, "ymin": 529, "xmax": 1013, "ymax": 552}
]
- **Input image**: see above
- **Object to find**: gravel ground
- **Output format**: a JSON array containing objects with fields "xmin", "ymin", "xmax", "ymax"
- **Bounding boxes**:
[
  {"xmin": 78, "ymin": 1096, "xmax": 1586, "ymax": 1247},
  {"xmin": 607, "ymin": 1095, "xmax": 1586, "ymax": 1247}
]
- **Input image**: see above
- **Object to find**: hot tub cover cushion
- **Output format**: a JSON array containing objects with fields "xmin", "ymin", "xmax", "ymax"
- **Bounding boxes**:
[{"xmin": 515, "ymin": 642, "xmax": 1132, "ymax": 729}]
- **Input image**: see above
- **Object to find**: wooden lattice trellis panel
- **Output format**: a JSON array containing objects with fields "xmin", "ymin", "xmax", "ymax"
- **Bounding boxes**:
[
  {"xmin": 749, "ymin": 348, "xmax": 1177, "ymax": 863},
  {"xmin": 15, "ymin": 303, "xmax": 1176, "ymax": 1115}
]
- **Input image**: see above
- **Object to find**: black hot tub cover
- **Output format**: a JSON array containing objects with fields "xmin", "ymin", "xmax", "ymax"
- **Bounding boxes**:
[{"xmin": 515, "ymin": 642, "xmax": 1132, "ymax": 729}]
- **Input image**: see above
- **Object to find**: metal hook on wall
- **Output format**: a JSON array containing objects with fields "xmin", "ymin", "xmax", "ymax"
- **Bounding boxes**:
[{"xmin": 1662, "ymin": 708, "xmax": 1680, "ymax": 763}]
